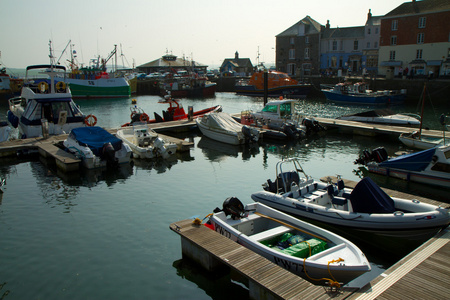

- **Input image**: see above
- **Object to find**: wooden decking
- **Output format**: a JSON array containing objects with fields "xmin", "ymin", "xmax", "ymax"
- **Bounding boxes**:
[
  {"xmin": 170, "ymin": 219, "xmax": 357, "ymax": 300},
  {"xmin": 349, "ymin": 228, "xmax": 449, "ymax": 300}
]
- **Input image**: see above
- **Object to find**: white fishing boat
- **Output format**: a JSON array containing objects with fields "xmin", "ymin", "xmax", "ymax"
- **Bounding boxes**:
[
  {"xmin": 249, "ymin": 99, "xmax": 324, "ymax": 135},
  {"xmin": 196, "ymin": 112, "xmax": 259, "ymax": 145},
  {"xmin": 7, "ymin": 64, "xmax": 91, "ymax": 139},
  {"xmin": 337, "ymin": 109, "xmax": 420, "ymax": 127},
  {"xmin": 63, "ymin": 126, "xmax": 132, "ymax": 169},
  {"xmin": 208, "ymin": 199, "xmax": 371, "ymax": 285},
  {"xmin": 116, "ymin": 123, "xmax": 177, "ymax": 159},
  {"xmin": 365, "ymin": 145, "xmax": 450, "ymax": 189},
  {"xmin": 250, "ymin": 158, "xmax": 450, "ymax": 240}
]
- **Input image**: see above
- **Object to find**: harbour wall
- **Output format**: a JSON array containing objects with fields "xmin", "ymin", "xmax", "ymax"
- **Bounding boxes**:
[{"xmin": 136, "ymin": 77, "xmax": 450, "ymax": 104}]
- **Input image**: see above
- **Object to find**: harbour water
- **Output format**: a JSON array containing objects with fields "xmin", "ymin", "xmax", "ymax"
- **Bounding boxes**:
[{"xmin": 0, "ymin": 93, "xmax": 449, "ymax": 299}]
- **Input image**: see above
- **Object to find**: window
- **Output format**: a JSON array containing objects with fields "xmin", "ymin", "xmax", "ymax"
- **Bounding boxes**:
[
  {"xmin": 305, "ymin": 36, "xmax": 309, "ymax": 44},
  {"xmin": 367, "ymin": 28, "xmax": 371, "ymax": 34},
  {"xmin": 354, "ymin": 40, "xmax": 358, "ymax": 50},
  {"xmin": 374, "ymin": 41, "xmax": 378, "ymax": 48},
  {"xmin": 332, "ymin": 41, "xmax": 337, "ymax": 51},
  {"xmin": 375, "ymin": 28, "xmax": 379, "ymax": 34},
  {"xmin": 416, "ymin": 49, "xmax": 423, "ymax": 59},
  {"xmin": 391, "ymin": 20, "xmax": 398, "ymax": 31},
  {"xmin": 417, "ymin": 33, "xmax": 424, "ymax": 44},
  {"xmin": 391, "ymin": 36, "xmax": 397, "ymax": 45},
  {"xmin": 390, "ymin": 51, "xmax": 396, "ymax": 60},
  {"xmin": 367, "ymin": 42, "xmax": 370, "ymax": 48},
  {"xmin": 304, "ymin": 48, "xmax": 310, "ymax": 59},
  {"xmin": 419, "ymin": 17, "xmax": 426, "ymax": 28},
  {"xmin": 340, "ymin": 41, "xmax": 343, "ymax": 50},
  {"xmin": 289, "ymin": 49, "xmax": 295, "ymax": 59},
  {"xmin": 290, "ymin": 37, "xmax": 295, "ymax": 45},
  {"xmin": 287, "ymin": 63, "xmax": 296, "ymax": 75}
]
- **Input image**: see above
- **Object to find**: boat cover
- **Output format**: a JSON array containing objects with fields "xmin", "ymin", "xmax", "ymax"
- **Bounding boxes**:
[
  {"xmin": 202, "ymin": 112, "xmax": 242, "ymax": 131},
  {"xmin": 379, "ymin": 147, "xmax": 436, "ymax": 172},
  {"xmin": 342, "ymin": 109, "xmax": 395, "ymax": 118},
  {"xmin": 349, "ymin": 177, "xmax": 395, "ymax": 213},
  {"xmin": 69, "ymin": 126, "xmax": 122, "ymax": 156}
]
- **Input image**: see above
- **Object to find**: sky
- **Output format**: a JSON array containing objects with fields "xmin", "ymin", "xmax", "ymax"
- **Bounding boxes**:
[{"xmin": 1, "ymin": 0, "xmax": 409, "ymax": 70}]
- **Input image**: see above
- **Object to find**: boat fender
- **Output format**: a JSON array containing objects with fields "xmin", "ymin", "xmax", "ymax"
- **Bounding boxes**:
[
  {"xmin": 222, "ymin": 197, "xmax": 246, "ymax": 220},
  {"xmin": 84, "ymin": 114, "xmax": 98, "ymax": 126},
  {"xmin": 38, "ymin": 82, "xmax": 49, "ymax": 93},
  {"xmin": 56, "ymin": 81, "xmax": 66, "ymax": 93},
  {"xmin": 140, "ymin": 113, "xmax": 149, "ymax": 122}
]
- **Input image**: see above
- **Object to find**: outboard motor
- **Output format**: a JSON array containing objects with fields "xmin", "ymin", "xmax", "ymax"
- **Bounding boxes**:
[
  {"xmin": 222, "ymin": 197, "xmax": 246, "ymax": 220},
  {"xmin": 354, "ymin": 147, "xmax": 388, "ymax": 165},
  {"xmin": 102, "ymin": 142, "xmax": 118, "ymax": 168},
  {"xmin": 242, "ymin": 125, "xmax": 259, "ymax": 143},
  {"xmin": 283, "ymin": 122, "xmax": 302, "ymax": 140}
]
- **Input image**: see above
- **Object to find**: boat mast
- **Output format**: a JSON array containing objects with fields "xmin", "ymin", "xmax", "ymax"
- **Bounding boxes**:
[{"xmin": 418, "ymin": 83, "xmax": 426, "ymax": 138}]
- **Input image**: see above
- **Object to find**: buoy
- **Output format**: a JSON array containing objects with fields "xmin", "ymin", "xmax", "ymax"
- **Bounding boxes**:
[{"xmin": 132, "ymin": 99, "xmax": 137, "ymax": 104}]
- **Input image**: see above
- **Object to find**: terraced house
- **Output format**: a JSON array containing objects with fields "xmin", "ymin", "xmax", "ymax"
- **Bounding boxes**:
[{"xmin": 275, "ymin": 0, "xmax": 450, "ymax": 78}]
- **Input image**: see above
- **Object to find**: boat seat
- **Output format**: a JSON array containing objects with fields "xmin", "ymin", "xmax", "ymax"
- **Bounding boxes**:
[
  {"xmin": 331, "ymin": 196, "xmax": 347, "ymax": 206},
  {"xmin": 249, "ymin": 225, "xmax": 291, "ymax": 242}
]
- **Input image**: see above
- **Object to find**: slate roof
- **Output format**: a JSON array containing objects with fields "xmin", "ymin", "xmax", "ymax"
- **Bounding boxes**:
[
  {"xmin": 276, "ymin": 16, "xmax": 322, "ymax": 37},
  {"xmin": 321, "ymin": 26, "xmax": 365, "ymax": 39},
  {"xmin": 138, "ymin": 55, "xmax": 207, "ymax": 68},
  {"xmin": 384, "ymin": 0, "xmax": 450, "ymax": 17},
  {"xmin": 220, "ymin": 58, "xmax": 252, "ymax": 68}
]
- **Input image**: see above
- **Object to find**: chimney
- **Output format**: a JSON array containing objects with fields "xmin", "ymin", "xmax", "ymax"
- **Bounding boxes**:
[
  {"xmin": 367, "ymin": 9, "xmax": 372, "ymax": 20},
  {"xmin": 326, "ymin": 20, "xmax": 330, "ymax": 29},
  {"xmin": 235, "ymin": 51, "xmax": 239, "ymax": 59}
]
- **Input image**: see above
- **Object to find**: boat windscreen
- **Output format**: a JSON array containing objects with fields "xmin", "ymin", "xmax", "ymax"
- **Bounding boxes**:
[{"xmin": 349, "ymin": 177, "xmax": 396, "ymax": 213}]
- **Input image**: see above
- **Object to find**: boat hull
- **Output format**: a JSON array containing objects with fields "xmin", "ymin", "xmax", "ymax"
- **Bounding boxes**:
[
  {"xmin": 322, "ymin": 90, "xmax": 405, "ymax": 105},
  {"xmin": 196, "ymin": 119, "xmax": 243, "ymax": 145},
  {"xmin": 210, "ymin": 202, "xmax": 370, "ymax": 284},
  {"xmin": 236, "ymin": 84, "xmax": 311, "ymax": 99},
  {"xmin": 67, "ymin": 78, "xmax": 130, "ymax": 98},
  {"xmin": 251, "ymin": 191, "xmax": 449, "ymax": 235},
  {"xmin": 367, "ymin": 163, "xmax": 450, "ymax": 189},
  {"xmin": 399, "ymin": 134, "xmax": 448, "ymax": 150}
]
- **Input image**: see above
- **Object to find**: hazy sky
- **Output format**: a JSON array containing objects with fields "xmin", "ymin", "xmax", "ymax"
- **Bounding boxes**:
[{"xmin": 1, "ymin": 0, "xmax": 408, "ymax": 70}]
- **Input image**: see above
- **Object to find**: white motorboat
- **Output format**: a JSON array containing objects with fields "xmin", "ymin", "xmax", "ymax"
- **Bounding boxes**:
[
  {"xmin": 209, "ymin": 199, "xmax": 371, "ymax": 285},
  {"xmin": 63, "ymin": 126, "xmax": 132, "ymax": 169},
  {"xmin": 251, "ymin": 158, "xmax": 450, "ymax": 240},
  {"xmin": 116, "ymin": 123, "xmax": 177, "ymax": 159},
  {"xmin": 7, "ymin": 64, "xmax": 91, "ymax": 139},
  {"xmin": 365, "ymin": 145, "xmax": 450, "ymax": 189},
  {"xmin": 337, "ymin": 109, "xmax": 420, "ymax": 127},
  {"xmin": 196, "ymin": 112, "xmax": 259, "ymax": 145}
]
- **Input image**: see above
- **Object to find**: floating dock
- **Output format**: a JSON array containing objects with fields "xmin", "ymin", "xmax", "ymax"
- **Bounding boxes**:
[{"xmin": 170, "ymin": 177, "xmax": 449, "ymax": 300}]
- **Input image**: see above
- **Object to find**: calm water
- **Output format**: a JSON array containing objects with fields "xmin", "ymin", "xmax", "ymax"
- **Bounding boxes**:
[{"xmin": 0, "ymin": 93, "xmax": 449, "ymax": 299}]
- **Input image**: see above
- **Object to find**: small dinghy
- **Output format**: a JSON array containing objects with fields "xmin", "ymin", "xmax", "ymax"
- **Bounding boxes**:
[
  {"xmin": 208, "ymin": 198, "xmax": 371, "ymax": 285},
  {"xmin": 251, "ymin": 158, "xmax": 450, "ymax": 240},
  {"xmin": 63, "ymin": 126, "xmax": 132, "ymax": 169},
  {"xmin": 116, "ymin": 123, "xmax": 177, "ymax": 159}
]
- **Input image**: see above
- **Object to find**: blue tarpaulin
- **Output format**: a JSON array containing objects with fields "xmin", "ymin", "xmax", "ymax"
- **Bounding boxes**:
[
  {"xmin": 69, "ymin": 126, "xmax": 122, "ymax": 156},
  {"xmin": 350, "ymin": 177, "xmax": 396, "ymax": 214},
  {"xmin": 379, "ymin": 148, "xmax": 436, "ymax": 172}
]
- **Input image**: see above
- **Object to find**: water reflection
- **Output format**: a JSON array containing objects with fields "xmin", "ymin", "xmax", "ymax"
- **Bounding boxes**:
[
  {"xmin": 197, "ymin": 136, "xmax": 260, "ymax": 162},
  {"xmin": 172, "ymin": 258, "xmax": 248, "ymax": 300}
]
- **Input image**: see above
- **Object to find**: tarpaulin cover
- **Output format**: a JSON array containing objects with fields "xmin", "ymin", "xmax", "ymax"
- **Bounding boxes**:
[
  {"xmin": 350, "ymin": 177, "xmax": 396, "ymax": 213},
  {"xmin": 202, "ymin": 112, "xmax": 243, "ymax": 132},
  {"xmin": 379, "ymin": 147, "xmax": 436, "ymax": 172},
  {"xmin": 69, "ymin": 126, "xmax": 122, "ymax": 156}
]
